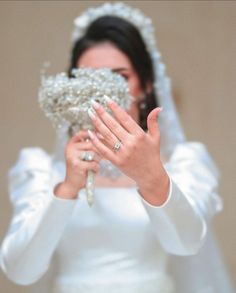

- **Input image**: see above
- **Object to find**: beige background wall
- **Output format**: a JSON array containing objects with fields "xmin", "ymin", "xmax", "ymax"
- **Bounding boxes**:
[{"xmin": 0, "ymin": 1, "xmax": 235, "ymax": 291}]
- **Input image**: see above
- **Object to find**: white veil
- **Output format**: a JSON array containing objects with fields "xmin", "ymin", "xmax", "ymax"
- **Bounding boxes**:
[{"xmin": 52, "ymin": 3, "xmax": 234, "ymax": 292}]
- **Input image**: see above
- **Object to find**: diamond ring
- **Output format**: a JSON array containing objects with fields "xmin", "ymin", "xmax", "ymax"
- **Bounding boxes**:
[
  {"xmin": 80, "ymin": 152, "xmax": 94, "ymax": 162},
  {"xmin": 113, "ymin": 141, "xmax": 122, "ymax": 151}
]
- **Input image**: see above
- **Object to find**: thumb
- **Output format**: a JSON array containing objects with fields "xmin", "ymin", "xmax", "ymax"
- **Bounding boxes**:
[{"xmin": 147, "ymin": 107, "xmax": 162, "ymax": 137}]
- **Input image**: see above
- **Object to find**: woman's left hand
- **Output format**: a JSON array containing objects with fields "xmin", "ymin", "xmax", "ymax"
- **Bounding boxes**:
[{"xmin": 87, "ymin": 97, "xmax": 170, "ymax": 205}]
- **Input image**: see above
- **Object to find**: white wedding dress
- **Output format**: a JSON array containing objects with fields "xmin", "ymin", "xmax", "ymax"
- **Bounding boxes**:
[{"xmin": 0, "ymin": 142, "xmax": 234, "ymax": 293}]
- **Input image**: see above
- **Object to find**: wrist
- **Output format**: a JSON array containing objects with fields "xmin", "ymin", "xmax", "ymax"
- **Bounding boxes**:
[
  {"xmin": 54, "ymin": 181, "xmax": 79, "ymax": 200},
  {"xmin": 138, "ymin": 167, "xmax": 170, "ymax": 206}
]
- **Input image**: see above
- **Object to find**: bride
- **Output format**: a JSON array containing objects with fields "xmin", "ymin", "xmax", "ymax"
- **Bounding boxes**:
[{"xmin": 0, "ymin": 2, "xmax": 234, "ymax": 293}]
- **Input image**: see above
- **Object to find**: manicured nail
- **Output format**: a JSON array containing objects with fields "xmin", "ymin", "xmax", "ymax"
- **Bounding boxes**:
[
  {"xmin": 87, "ymin": 129, "xmax": 95, "ymax": 140},
  {"xmin": 96, "ymin": 132, "xmax": 105, "ymax": 139},
  {"xmin": 88, "ymin": 108, "xmax": 96, "ymax": 119},
  {"xmin": 91, "ymin": 100, "xmax": 101, "ymax": 110},
  {"xmin": 104, "ymin": 95, "xmax": 113, "ymax": 104}
]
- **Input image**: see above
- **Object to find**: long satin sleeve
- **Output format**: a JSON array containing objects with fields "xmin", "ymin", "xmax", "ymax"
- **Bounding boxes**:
[
  {"xmin": 0, "ymin": 148, "xmax": 77, "ymax": 285},
  {"xmin": 137, "ymin": 142, "xmax": 223, "ymax": 256}
]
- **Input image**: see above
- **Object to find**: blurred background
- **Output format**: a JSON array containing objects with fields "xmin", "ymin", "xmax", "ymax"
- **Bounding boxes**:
[{"xmin": 0, "ymin": 1, "xmax": 235, "ymax": 291}]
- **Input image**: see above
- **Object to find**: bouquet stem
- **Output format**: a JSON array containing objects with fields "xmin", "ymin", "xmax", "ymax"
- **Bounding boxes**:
[{"xmin": 86, "ymin": 170, "xmax": 94, "ymax": 206}]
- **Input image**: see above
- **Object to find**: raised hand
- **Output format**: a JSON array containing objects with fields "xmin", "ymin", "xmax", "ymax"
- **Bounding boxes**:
[{"xmin": 87, "ymin": 97, "xmax": 170, "ymax": 206}]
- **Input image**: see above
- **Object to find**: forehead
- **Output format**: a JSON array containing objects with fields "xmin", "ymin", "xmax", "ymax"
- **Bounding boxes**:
[{"xmin": 77, "ymin": 42, "xmax": 132, "ymax": 70}]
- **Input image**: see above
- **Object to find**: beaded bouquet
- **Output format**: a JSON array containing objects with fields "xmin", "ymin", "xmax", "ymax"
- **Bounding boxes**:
[{"xmin": 38, "ymin": 67, "xmax": 133, "ymax": 206}]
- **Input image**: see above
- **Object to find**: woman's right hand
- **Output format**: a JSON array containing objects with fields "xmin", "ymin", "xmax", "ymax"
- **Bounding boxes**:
[{"xmin": 54, "ymin": 130, "xmax": 101, "ymax": 200}]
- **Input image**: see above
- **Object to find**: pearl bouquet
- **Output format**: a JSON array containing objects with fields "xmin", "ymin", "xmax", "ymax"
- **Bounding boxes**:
[{"xmin": 38, "ymin": 67, "xmax": 133, "ymax": 206}]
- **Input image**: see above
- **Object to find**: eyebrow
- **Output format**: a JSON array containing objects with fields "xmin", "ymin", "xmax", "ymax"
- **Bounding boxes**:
[{"xmin": 112, "ymin": 67, "xmax": 130, "ymax": 72}]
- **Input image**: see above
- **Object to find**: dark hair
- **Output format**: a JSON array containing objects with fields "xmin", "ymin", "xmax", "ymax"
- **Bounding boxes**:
[{"xmin": 68, "ymin": 15, "xmax": 158, "ymax": 130}]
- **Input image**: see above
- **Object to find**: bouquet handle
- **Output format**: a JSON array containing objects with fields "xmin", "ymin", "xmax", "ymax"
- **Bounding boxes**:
[{"xmin": 86, "ymin": 170, "xmax": 94, "ymax": 206}]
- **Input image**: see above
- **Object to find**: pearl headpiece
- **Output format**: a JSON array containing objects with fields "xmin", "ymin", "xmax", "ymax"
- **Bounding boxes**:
[{"xmin": 72, "ymin": 2, "xmax": 164, "ymax": 99}]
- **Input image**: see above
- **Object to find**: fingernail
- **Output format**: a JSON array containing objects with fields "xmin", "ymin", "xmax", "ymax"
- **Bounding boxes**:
[
  {"xmin": 104, "ymin": 95, "xmax": 113, "ymax": 104},
  {"xmin": 159, "ymin": 107, "xmax": 163, "ymax": 112},
  {"xmin": 96, "ymin": 132, "xmax": 105, "ymax": 139},
  {"xmin": 87, "ymin": 129, "xmax": 95, "ymax": 140},
  {"xmin": 88, "ymin": 108, "xmax": 96, "ymax": 119},
  {"xmin": 91, "ymin": 100, "xmax": 101, "ymax": 110}
]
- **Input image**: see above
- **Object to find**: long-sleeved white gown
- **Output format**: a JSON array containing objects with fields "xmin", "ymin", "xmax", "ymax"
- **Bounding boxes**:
[{"xmin": 0, "ymin": 141, "xmax": 233, "ymax": 292}]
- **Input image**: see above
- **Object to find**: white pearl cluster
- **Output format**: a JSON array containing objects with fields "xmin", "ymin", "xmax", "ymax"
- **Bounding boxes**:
[{"xmin": 38, "ymin": 67, "xmax": 133, "ymax": 136}]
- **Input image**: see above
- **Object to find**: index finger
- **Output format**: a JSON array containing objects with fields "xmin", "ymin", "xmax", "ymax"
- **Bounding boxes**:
[{"xmin": 104, "ymin": 96, "xmax": 143, "ymax": 135}]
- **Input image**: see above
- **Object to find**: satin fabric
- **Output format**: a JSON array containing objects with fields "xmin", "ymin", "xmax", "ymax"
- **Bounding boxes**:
[{"xmin": 0, "ymin": 142, "xmax": 233, "ymax": 292}]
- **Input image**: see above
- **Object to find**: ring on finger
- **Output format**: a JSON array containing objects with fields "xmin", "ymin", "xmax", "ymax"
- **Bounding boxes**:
[
  {"xmin": 113, "ymin": 140, "xmax": 122, "ymax": 151},
  {"xmin": 80, "ymin": 151, "xmax": 94, "ymax": 162}
]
